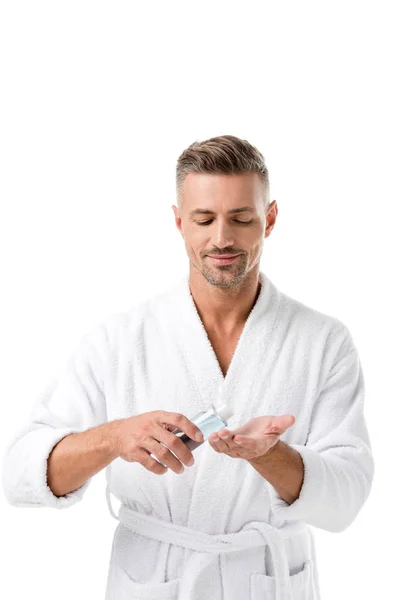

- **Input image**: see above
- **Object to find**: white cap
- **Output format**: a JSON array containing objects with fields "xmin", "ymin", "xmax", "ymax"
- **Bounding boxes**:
[{"xmin": 216, "ymin": 403, "xmax": 234, "ymax": 422}]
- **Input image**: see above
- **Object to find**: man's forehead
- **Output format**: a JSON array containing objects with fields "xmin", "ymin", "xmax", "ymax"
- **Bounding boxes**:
[{"xmin": 182, "ymin": 173, "xmax": 262, "ymax": 203}]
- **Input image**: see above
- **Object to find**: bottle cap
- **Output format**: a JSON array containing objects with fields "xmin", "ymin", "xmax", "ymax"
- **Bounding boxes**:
[{"xmin": 216, "ymin": 403, "xmax": 234, "ymax": 422}]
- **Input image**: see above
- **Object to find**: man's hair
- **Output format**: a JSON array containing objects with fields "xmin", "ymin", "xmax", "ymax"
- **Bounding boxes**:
[{"xmin": 176, "ymin": 134, "xmax": 270, "ymax": 210}]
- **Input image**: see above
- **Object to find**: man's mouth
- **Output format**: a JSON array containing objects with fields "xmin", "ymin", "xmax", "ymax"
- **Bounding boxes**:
[{"xmin": 207, "ymin": 254, "xmax": 241, "ymax": 264}]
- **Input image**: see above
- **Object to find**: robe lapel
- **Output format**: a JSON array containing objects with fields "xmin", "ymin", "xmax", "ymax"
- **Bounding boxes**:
[
  {"xmin": 167, "ymin": 269, "xmax": 283, "ymax": 420},
  {"xmin": 165, "ymin": 270, "xmax": 284, "ymax": 541}
]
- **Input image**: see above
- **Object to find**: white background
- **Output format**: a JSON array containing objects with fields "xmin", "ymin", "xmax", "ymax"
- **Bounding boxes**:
[{"xmin": 1, "ymin": 1, "xmax": 398, "ymax": 598}]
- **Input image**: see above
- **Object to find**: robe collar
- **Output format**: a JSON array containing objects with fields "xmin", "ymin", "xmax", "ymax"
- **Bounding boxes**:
[{"xmin": 167, "ymin": 269, "xmax": 283, "ymax": 414}]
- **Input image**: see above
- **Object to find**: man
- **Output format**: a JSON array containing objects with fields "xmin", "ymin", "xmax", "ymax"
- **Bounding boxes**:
[{"xmin": 2, "ymin": 134, "xmax": 374, "ymax": 600}]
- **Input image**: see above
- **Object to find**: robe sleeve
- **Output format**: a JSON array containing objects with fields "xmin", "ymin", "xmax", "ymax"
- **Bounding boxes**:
[
  {"xmin": 269, "ymin": 324, "xmax": 375, "ymax": 533},
  {"xmin": 1, "ymin": 324, "xmax": 108, "ymax": 510}
]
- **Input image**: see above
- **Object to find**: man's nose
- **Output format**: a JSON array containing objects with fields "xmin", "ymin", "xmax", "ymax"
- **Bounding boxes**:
[{"xmin": 210, "ymin": 221, "xmax": 236, "ymax": 248}]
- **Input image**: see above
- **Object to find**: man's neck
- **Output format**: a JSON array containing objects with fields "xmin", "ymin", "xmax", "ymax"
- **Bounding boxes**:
[{"xmin": 188, "ymin": 269, "xmax": 261, "ymax": 335}]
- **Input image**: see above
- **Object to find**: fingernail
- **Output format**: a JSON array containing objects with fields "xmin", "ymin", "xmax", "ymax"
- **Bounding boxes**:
[
  {"xmin": 188, "ymin": 457, "xmax": 194, "ymax": 466},
  {"xmin": 195, "ymin": 431, "xmax": 203, "ymax": 441}
]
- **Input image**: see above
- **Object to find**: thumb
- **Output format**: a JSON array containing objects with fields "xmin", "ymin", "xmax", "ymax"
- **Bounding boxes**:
[{"xmin": 267, "ymin": 414, "xmax": 295, "ymax": 434}]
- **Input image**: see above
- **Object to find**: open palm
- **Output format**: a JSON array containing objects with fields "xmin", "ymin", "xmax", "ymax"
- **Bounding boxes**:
[{"xmin": 208, "ymin": 414, "xmax": 295, "ymax": 460}]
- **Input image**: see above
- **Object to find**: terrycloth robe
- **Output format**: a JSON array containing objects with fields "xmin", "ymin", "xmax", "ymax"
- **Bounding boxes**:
[{"xmin": 2, "ymin": 270, "xmax": 374, "ymax": 600}]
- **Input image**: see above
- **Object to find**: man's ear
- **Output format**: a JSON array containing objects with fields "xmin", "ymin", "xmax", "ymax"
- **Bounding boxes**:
[
  {"xmin": 172, "ymin": 205, "xmax": 184, "ymax": 238},
  {"xmin": 265, "ymin": 200, "xmax": 278, "ymax": 236}
]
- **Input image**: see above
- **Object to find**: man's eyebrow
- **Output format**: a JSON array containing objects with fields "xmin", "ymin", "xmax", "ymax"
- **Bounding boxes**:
[{"xmin": 189, "ymin": 206, "xmax": 255, "ymax": 218}]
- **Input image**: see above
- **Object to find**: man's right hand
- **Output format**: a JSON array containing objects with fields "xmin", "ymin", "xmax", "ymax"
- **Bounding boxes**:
[{"xmin": 109, "ymin": 411, "xmax": 204, "ymax": 475}]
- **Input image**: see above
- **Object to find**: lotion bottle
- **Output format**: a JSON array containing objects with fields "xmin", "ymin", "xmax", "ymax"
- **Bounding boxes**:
[
  {"xmin": 156, "ymin": 386, "xmax": 234, "ymax": 467},
  {"xmin": 170, "ymin": 401, "xmax": 234, "ymax": 451}
]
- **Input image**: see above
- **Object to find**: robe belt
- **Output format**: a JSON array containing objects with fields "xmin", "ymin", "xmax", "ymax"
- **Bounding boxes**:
[{"xmin": 105, "ymin": 483, "xmax": 308, "ymax": 600}]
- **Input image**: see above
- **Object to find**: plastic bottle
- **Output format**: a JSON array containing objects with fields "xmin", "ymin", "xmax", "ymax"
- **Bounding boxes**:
[
  {"xmin": 170, "ymin": 402, "xmax": 234, "ymax": 451},
  {"xmin": 155, "ymin": 401, "xmax": 234, "ymax": 468}
]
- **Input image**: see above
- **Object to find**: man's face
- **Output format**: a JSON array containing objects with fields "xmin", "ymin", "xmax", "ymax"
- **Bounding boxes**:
[{"xmin": 172, "ymin": 172, "xmax": 277, "ymax": 288}]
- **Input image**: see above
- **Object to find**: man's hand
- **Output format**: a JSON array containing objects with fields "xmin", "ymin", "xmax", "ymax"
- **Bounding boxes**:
[
  {"xmin": 208, "ymin": 414, "xmax": 295, "ymax": 461},
  {"xmin": 110, "ymin": 411, "xmax": 203, "ymax": 474}
]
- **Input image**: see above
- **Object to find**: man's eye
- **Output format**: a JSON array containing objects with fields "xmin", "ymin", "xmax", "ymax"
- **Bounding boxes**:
[{"xmin": 197, "ymin": 220, "xmax": 252, "ymax": 226}]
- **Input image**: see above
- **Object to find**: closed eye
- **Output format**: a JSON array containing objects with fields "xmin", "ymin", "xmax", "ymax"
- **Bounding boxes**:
[{"xmin": 197, "ymin": 220, "xmax": 253, "ymax": 226}]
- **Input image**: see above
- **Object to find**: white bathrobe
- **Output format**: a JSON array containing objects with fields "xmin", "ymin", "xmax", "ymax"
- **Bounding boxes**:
[{"xmin": 2, "ymin": 270, "xmax": 374, "ymax": 600}]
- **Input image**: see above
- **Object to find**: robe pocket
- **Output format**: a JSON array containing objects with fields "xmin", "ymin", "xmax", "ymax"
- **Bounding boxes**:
[
  {"xmin": 114, "ymin": 565, "xmax": 181, "ymax": 600},
  {"xmin": 250, "ymin": 560, "xmax": 313, "ymax": 600}
]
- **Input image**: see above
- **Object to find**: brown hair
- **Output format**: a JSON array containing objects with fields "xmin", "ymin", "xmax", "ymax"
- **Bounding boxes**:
[{"xmin": 176, "ymin": 134, "xmax": 269, "ymax": 209}]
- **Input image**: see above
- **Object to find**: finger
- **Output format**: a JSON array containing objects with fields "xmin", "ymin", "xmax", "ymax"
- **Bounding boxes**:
[
  {"xmin": 157, "ymin": 411, "xmax": 204, "ymax": 443},
  {"xmin": 280, "ymin": 413, "xmax": 295, "ymax": 426},
  {"xmin": 208, "ymin": 433, "xmax": 226, "ymax": 452},
  {"xmin": 144, "ymin": 437, "xmax": 185, "ymax": 474},
  {"xmin": 216, "ymin": 430, "xmax": 237, "ymax": 451},
  {"xmin": 212, "ymin": 431, "xmax": 245, "ymax": 450},
  {"xmin": 233, "ymin": 435, "xmax": 257, "ymax": 448},
  {"xmin": 211, "ymin": 433, "xmax": 253, "ymax": 459},
  {"xmin": 139, "ymin": 449, "xmax": 169, "ymax": 474},
  {"xmin": 217, "ymin": 430, "xmax": 244, "ymax": 452},
  {"xmin": 217, "ymin": 429, "xmax": 233, "ymax": 441},
  {"xmin": 266, "ymin": 414, "xmax": 295, "ymax": 434},
  {"xmin": 155, "ymin": 425, "xmax": 195, "ymax": 467}
]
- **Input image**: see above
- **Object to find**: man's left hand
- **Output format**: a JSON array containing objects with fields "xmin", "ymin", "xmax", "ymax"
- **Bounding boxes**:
[{"xmin": 208, "ymin": 414, "xmax": 295, "ymax": 460}]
